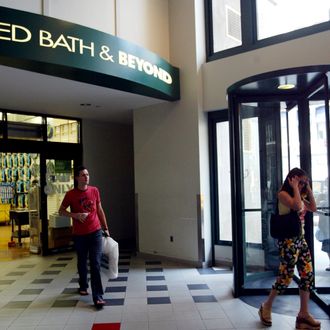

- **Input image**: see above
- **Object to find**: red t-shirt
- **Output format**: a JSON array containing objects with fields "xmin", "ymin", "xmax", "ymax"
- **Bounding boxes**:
[{"xmin": 61, "ymin": 186, "xmax": 101, "ymax": 235}]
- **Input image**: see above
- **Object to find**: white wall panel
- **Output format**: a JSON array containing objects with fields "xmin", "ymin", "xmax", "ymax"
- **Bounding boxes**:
[
  {"xmin": 0, "ymin": 0, "xmax": 42, "ymax": 13},
  {"xmin": 45, "ymin": 0, "xmax": 116, "ymax": 34},
  {"xmin": 116, "ymin": 0, "xmax": 169, "ymax": 60}
]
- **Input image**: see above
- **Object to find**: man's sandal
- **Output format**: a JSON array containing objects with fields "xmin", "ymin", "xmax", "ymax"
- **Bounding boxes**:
[
  {"xmin": 79, "ymin": 289, "xmax": 89, "ymax": 296},
  {"xmin": 94, "ymin": 298, "xmax": 105, "ymax": 309}
]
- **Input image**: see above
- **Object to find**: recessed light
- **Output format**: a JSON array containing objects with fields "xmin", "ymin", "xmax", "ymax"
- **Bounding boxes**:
[{"xmin": 277, "ymin": 84, "xmax": 295, "ymax": 90}]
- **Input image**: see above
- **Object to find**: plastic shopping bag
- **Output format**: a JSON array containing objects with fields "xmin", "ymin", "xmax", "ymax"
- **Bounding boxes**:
[{"xmin": 101, "ymin": 236, "xmax": 119, "ymax": 279}]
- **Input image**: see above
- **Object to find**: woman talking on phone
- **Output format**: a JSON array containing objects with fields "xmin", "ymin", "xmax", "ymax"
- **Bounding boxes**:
[{"xmin": 259, "ymin": 168, "xmax": 321, "ymax": 329}]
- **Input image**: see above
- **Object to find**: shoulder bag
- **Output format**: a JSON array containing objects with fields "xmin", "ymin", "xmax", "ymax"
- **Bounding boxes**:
[{"xmin": 270, "ymin": 209, "xmax": 301, "ymax": 239}]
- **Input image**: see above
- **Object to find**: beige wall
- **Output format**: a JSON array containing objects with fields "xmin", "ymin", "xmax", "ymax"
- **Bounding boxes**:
[
  {"xmin": 0, "ymin": 0, "xmax": 169, "ymax": 59},
  {"xmin": 116, "ymin": 0, "xmax": 170, "ymax": 60},
  {"xmin": 203, "ymin": 30, "xmax": 330, "ymax": 111},
  {"xmin": 43, "ymin": 0, "xmax": 116, "ymax": 34},
  {"xmin": 0, "ymin": 0, "xmax": 42, "ymax": 13},
  {"xmin": 133, "ymin": 0, "xmax": 209, "ymax": 263}
]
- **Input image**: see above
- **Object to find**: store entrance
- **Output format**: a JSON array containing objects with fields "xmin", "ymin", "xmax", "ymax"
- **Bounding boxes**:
[
  {"xmin": 0, "ymin": 112, "xmax": 82, "ymax": 257},
  {"xmin": 0, "ymin": 152, "xmax": 81, "ymax": 257},
  {"xmin": 0, "ymin": 152, "xmax": 40, "ymax": 257}
]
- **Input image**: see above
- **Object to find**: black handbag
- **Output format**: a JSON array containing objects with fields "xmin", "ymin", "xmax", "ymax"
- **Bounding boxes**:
[{"xmin": 270, "ymin": 210, "xmax": 301, "ymax": 239}]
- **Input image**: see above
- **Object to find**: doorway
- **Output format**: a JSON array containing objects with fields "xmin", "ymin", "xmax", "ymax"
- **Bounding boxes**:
[
  {"xmin": 0, "ymin": 111, "xmax": 82, "ymax": 257},
  {"xmin": 44, "ymin": 158, "xmax": 75, "ymax": 252},
  {"xmin": 0, "ymin": 152, "xmax": 40, "ymax": 258},
  {"xmin": 226, "ymin": 66, "xmax": 330, "ymax": 315}
]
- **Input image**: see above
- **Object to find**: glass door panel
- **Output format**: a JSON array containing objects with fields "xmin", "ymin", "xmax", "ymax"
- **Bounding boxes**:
[
  {"xmin": 242, "ymin": 117, "xmax": 261, "ymax": 210},
  {"xmin": 310, "ymin": 99, "xmax": 330, "ymax": 305},
  {"xmin": 45, "ymin": 159, "xmax": 74, "ymax": 250},
  {"xmin": 241, "ymin": 102, "xmax": 298, "ymax": 289},
  {"xmin": 280, "ymin": 102, "xmax": 301, "ymax": 180},
  {"xmin": 287, "ymin": 106, "xmax": 301, "ymax": 171},
  {"xmin": 240, "ymin": 105, "xmax": 267, "ymax": 287}
]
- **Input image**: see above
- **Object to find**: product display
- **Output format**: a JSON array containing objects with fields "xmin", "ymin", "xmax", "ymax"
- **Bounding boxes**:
[{"xmin": 0, "ymin": 152, "xmax": 39, "ymax": 209}]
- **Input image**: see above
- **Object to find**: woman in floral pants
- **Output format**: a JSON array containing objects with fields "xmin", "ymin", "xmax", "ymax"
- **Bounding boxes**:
[{"xmin": 259, "ymin": 168, "xmax": 321, "ymax": 329}]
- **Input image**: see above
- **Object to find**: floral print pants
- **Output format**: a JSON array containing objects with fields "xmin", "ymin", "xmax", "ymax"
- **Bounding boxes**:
[{"xmin": 272, "ymin": 235, "xmax": 314, "ymax": 294}]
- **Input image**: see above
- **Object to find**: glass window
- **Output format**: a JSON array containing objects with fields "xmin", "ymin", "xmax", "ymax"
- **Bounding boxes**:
[
  {"xmin": 206, "ymin": 0, "xmax": 330, "ymax": 60},
  {"xmin": 0, "ymin": 112, "xmax": 3, "ymax": 138},
  {"xmin": 7, "ymin": 113, "xmax": 43, "ymax": 141},
  {"xmin": 216, "ymin": 121, "xmax": 232, "ymax": 241},
  {"xmin": 212, "ymin": 0, "xmax": 242, "ymax": 53},
  {"xmin": 280, "ymin": 105, "xmax": 301, "ymax": 178},
  {"xmin": 256, "ymin": 0, "xmax": 330, "ymax": 40},
  {"xmin": 46, "ymin": 118, "xmax": 80, "ymax": 143},
  {"xmin": 280, "ymin": 107, "xmax": 289, "ymax": 180},
  {"xmin": 287, "ymin": 106, "xmax": 301, "ymax": 170},
  {"xmin": 310, "ymin": 101, "xmax": 328, "ymax": 207}
]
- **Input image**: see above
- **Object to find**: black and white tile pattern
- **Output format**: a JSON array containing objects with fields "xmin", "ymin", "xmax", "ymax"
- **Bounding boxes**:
[{"xmin": 0, "ymin": 250, "xmax": 328, "ymax": 329}]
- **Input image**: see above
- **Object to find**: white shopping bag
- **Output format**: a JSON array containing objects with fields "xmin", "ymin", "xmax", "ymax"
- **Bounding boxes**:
[{"xmin": 101, "ymin": 236, "xmax": 119, "ymax": 279}]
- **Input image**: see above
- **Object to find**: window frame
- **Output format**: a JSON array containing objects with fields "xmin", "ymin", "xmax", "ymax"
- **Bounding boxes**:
[
  {"xmin": 208, "ymin": 109, "xmax": 232, "ymax": 247},
  {"xmin": 0, "ymin": 109, "xmax": 81, "ymax": 144},
  {"xmin": 205, "ymin": 0, "xmax": 330, "ymax": 62}
]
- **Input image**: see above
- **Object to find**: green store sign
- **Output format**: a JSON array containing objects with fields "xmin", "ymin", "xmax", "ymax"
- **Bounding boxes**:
[{"xmin": 0, "ymin": 6, "xmax": 180, "ymax": 101}]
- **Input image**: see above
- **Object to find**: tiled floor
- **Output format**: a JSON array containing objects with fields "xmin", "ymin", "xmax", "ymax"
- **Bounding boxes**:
[{"xmin": 0, "ymin": 250, "xmax": 329, "ymax": 330}]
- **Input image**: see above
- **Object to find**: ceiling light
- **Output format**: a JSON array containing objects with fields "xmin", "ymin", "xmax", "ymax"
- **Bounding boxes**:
[{"xmin": 277, "ymin": 84, "xmax": 295, "ymax": 90}]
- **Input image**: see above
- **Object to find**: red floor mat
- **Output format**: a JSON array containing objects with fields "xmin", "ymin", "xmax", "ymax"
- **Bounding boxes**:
[{"xmin": 92, "ymin": 323, "xmax": 121, "ymax": 330}]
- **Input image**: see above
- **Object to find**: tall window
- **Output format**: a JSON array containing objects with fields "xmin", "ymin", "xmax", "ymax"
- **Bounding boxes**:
[
  {"xmin": 256, "ymin": 0, "xmax": 330, "ymax": 40},
  {"xmin": 208, "ymin": 111, "xmax": 232, "ymax": 244},
  {"xmin": 206, "ymin": 0, "xmax": 330, "ymax": 60},
  {"xmin": 216, "ymin": 121, "xmax": 232, "ymax": 241},
  {"xmin": 212, "ymin": 0, "xmax": 242, "ymax": 53}
]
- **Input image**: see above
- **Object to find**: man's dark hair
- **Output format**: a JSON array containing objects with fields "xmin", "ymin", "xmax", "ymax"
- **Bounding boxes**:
[{"xmin": 73, "ymin": 165, "xmax": 87, "ymax": 188}]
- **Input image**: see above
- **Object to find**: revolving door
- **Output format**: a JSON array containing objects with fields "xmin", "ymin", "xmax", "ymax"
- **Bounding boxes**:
[{"xmin": 228, "ymin": 66, "xmax": 330, "ymax": 315}]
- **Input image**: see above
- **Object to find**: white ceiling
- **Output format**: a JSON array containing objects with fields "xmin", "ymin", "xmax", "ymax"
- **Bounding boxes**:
[{"xmin": 0, "ymin": 65, "xmax": 165, "ymax": 124}]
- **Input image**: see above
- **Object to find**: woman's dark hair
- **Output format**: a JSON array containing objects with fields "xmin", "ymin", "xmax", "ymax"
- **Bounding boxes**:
[
  {"xmin": 281, "ymin": 167, "xmax": 308, "ymax": 196},
  {"xmin": 73, "ymin": 165, "xmax": 87, "ymax": 188}
]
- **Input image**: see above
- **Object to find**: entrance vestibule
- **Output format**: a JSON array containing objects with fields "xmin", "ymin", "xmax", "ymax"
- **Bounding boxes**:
[
  {"xmin": 227, "ymin": 66, "xmax": 330, "ymax": 315},
  {"xmin": 209, "ymin": 66, "xmax": 330, "ymax": 316}
]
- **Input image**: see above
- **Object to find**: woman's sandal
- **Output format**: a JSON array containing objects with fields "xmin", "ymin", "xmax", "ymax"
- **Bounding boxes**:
[{"xmin": 258, "ymin": 303, "xmax": 272, "ymax": 327}]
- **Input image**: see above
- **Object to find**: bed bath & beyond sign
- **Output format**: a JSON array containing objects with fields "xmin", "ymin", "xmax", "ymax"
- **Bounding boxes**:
[{"xmin": 0, "ymin": 6, "xmax": 180, "ymax": 101}]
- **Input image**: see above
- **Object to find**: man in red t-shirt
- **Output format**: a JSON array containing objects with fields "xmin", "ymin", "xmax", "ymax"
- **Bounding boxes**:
[{"xmin": 59, "ymin": 165, "xmax": 109, "ymax": 309}]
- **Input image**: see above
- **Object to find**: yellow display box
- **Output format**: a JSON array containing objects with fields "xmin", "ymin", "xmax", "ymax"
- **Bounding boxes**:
[{"xmin": 0, "ymin": 204, "xmax": 11, "ymax": 223}]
